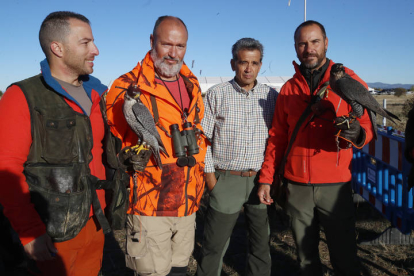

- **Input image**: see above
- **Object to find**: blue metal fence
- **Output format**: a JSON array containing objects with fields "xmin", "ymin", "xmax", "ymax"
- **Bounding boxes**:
[{"xmin": 352, "ymin": 127, "xmax": 414, "ymax": 234}]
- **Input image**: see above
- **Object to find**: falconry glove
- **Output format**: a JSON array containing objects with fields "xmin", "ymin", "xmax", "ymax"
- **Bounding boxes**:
[
  {"xmin": 334, "ymin": 117, "xmax": 366, "ymax": 149},
  {"xmin": 118, "ymin": 146, "xmax": 152, "ymax": 172}
]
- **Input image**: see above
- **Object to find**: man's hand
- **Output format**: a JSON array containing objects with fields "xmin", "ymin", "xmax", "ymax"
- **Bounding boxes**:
[
  {"xmin": 205, "ymin": 172, "xmax": 217, "ymax": 192},
  {"xmin": 257, "ymin": 184, "xmax": 274, "ymax": 205},
  {"xmin": 24, "ymin": 233, "xmax": 58, "ymax": 261}
]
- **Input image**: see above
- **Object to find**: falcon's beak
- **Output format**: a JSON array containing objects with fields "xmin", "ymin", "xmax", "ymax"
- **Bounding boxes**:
[{"xmin": 133, "ymin": 92, "xmax": 141, "ymax": 99}]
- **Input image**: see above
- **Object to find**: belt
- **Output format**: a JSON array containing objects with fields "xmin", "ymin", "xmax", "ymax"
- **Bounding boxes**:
[{"xmin": 216, "ymin": 169, "xmax": 257, "ymax": 177}]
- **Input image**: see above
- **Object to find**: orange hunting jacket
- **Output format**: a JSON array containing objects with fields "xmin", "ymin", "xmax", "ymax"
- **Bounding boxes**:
[{"xmin": 106, "ymin": 52, "xmax": 207, "ymax": 217}]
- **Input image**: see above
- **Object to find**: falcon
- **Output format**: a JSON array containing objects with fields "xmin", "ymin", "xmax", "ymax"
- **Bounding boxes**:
[
  {"xmin": 330, "ymin": 63, "xmax": 400, "ymax": 140},
  {"xmin": 122, "ymin": 84, "xmax": 168, "ymax": 169}
]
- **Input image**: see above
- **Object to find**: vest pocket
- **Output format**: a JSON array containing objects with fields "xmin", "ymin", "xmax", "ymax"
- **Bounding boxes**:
[
  {"xmin": 25, "ymin": 168, "xmax": 91, "ymax": 242},
  {"xmin": 35, "ymin": 109, "xmax": 78, "ymax": 164}
]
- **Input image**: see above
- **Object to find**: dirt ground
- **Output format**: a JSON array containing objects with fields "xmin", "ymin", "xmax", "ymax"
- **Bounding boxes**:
[{"xmin": 99, "ymin": 194, "xmax": 414, "ymax": 276}]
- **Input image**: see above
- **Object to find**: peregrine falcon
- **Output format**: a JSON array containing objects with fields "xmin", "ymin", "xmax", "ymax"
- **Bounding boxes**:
[
  {"xmin": 123, "ymin": 84, "xmax": 168, "ymax": 169},
  {"xmin": 330, "ymin": 63, "xmax": 400, "ymax": 140}
]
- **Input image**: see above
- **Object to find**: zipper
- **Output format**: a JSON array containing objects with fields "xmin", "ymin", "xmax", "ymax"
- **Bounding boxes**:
[{"xmin": 307, "ymin": 74, "xmax": 313, "ymax": 184}]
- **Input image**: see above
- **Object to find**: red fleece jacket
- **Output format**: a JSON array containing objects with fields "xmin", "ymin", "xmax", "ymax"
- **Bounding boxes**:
[{"xmin": 259, "ymin": 60, "xmax": 374, "ymax": 185}]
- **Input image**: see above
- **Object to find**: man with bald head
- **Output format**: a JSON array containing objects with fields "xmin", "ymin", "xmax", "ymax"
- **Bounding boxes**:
[{"xmin": 106, "ymin": 16, "xmax": 207, "ymax": 276}]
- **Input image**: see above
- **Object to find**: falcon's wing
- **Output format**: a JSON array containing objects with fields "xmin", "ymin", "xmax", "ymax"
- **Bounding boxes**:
[
  {"xmin": 336, "ymin": 75, "xmax": 390, "ymax": 119},
  {"xmin": 131, "ymin": 102, "xmax": 165, "ymax": 147}
]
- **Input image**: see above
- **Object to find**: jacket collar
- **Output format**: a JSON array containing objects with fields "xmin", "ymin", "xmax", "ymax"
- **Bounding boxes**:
[
  {"xmin": 293, "ymin": 59, "xmax": 335, "ymax": 93},
  {"xmin": 40, "ymin": 58, "xmax": 107, "ymax": 115}
]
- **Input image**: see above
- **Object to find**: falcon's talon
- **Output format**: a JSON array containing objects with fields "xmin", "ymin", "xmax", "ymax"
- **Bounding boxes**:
[{"xmin": 131, "ymin": 143, "xmax": 150, "ymax": 154}]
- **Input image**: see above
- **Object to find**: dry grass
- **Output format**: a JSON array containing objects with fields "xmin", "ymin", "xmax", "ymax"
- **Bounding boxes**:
[{"xmin": 372, "ymin": 94, "xmax": 413, "ymax": 132}]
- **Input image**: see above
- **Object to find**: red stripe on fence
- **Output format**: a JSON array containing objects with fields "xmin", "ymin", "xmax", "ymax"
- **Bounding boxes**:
[
  {"xmin": 382, "ymin": 136, "xmax": 390, "ymax": 164},
  {"xmin": 398, "ymin": 142, "xmax": 403, "ymax": 171},
  {"xmin": 369, "ymin": 140, "xmax": 375, "ymax": 156},
  {"xmin": 369, "ymin": 194, "xmax": 376, "ymax": 205}
]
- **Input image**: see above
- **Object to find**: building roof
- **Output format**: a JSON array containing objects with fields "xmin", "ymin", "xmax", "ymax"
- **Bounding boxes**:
[{"xmin": 198, "ymin": 76, "xmax": 292, "ymax": 94}]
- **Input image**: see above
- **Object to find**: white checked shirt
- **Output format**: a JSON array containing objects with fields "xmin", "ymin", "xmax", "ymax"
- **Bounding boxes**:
[{"xmin": 202, "ymin": 78, "xmax": 278, "ymax": 173}]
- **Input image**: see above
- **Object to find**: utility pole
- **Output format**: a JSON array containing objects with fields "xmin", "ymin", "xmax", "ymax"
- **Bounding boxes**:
[
  {"xmin": 288, "ymin": 0, "xmax": 307, "ymax": 22},
  {"xmin": 304, "ymin": 0, "xmax": 307, "ymax": 21}
]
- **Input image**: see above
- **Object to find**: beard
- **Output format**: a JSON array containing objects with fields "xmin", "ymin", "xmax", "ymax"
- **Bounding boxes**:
[
  {"xmin": 298, "ymin": 50, "xmax": 326, "ymax": 70},
  {"xmin": 63, "ymin": 47, "xmax": 94, "ymax": 76},
  {"xmin": 151, "ymin": 49, "xmax": 183, "ymax": 78}
]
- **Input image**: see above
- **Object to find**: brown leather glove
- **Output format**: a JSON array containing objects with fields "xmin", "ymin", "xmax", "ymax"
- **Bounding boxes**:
[
  {"xmin": 130, "ymin": 149, "xmax": 152, "ymax": 172},
  {"xmin": 334, "ymin": 117, "xmax": 366, "ymax": 149},
  {"xmin": 118, "ymin": 146, "xmax": 134, "ymax": 171},
  {"xmin": 118, "ymin": 146, "xmax": 152, "ymax": 172}
]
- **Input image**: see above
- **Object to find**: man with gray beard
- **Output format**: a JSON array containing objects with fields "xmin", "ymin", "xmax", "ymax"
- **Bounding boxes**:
[{"xmin": 106, "ymin": 16, "xmax": 207, "ymax": 276}]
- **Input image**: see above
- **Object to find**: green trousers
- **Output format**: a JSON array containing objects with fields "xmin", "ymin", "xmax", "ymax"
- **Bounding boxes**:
[
  {"xmin": 196, "ymin": 170, "xmax": 271, "ymax": 276},
  {"xmin": 285, "ymin": 181, "xmax": 360, "ymax": 276}
]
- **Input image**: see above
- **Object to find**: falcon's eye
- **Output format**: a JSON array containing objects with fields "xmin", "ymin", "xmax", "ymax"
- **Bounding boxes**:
[{"xmin": 127, "ymin": 85, "xmax": 140, "ymax": 96}]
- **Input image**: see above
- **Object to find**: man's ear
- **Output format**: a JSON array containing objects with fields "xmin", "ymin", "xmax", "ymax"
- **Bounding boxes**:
[
  {"xmin": 50, "ymin": 41, "xmax": 64, "ymax": 58},
  {"xmin": 150, "ymin": 34, "xmax": 154, "ymax": 50},
  {"xmin": 230, "ymin": 59, "xmax": 235, "ymax": 71}
]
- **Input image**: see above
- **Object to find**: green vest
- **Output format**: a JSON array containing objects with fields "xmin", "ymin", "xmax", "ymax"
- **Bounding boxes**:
[{"xmin": 15, "ymin": 74, "xmax": 128, "ymax": 242}]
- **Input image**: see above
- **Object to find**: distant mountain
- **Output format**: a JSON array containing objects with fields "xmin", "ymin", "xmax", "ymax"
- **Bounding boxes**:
[{"xmin": 367, "ymin": 82, "xmax": 414, "ymax": 90}]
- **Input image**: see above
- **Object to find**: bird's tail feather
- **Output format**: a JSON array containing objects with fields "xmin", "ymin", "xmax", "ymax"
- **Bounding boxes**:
[
  {"xmin": 160, "ymin": 146, "xmax": 169, "ymax": 157},
  {"xmin": 151, "ymin": 148, "xmax": 163, "ymax": 170},
  {"xmin": 384, "ymin": 109, "xmax": 400, "ymax": 122}
]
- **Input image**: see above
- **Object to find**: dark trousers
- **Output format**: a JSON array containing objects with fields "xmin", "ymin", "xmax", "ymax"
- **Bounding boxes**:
[
  {"xmin": 197, "ymin": 170, "xmax": 271, "ymax": 276},
  {"xmin": 285, "ymin": 182, "xmax": 360, "ymax": 276}
]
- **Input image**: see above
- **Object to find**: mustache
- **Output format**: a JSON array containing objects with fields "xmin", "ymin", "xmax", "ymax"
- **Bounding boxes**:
[
  {"xmin": 163, "ymin": 56, "xmax": 180, "ymax": 62},
  {"xmin": 303, "ymin": 53, "xmax": 318, "ymax": 58}
]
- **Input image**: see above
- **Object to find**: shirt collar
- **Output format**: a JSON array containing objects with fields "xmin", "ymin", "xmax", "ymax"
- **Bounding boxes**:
[{"xmin": 231, "ymin": 78, "xmax": 258, "ymax": 95}]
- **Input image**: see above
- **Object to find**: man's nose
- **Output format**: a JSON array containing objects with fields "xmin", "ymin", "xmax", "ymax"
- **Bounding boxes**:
[
  {"xmin": 91, "ymin": 42, "xmax": 99, "ymax": 56},
  {"xmin": 169, "ymin": 46, "xmax": 177, "ymax": 58}
]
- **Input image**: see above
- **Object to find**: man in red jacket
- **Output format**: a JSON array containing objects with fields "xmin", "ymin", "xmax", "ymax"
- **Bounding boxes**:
[
  {"xmin": 258, "ymin": 20, "xmax": 374, "ymax": 275},
  {"xmin": 0, "ymin": 11, "xmax": 112, "ymax": 275}
]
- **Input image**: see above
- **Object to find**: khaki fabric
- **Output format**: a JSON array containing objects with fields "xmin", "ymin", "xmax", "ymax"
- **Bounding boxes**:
[{"xmin": 125, "ymin": 213, "xmax": 195, "ymax": 276}]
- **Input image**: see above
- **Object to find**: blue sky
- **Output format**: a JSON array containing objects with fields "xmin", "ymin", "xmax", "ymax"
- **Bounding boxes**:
[{"xmin": 1, "ymin": 0, "xmax": 413, "ymax": 91}]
